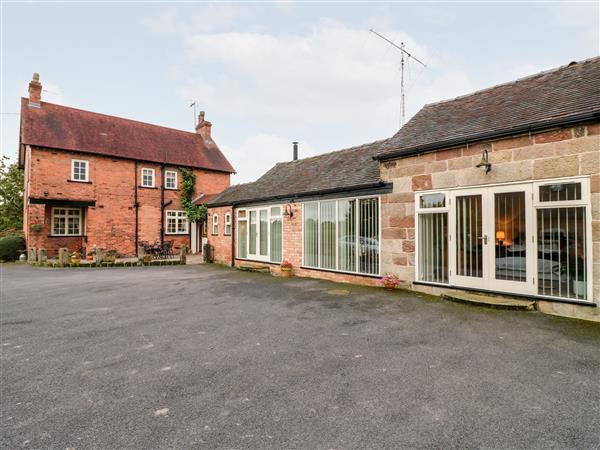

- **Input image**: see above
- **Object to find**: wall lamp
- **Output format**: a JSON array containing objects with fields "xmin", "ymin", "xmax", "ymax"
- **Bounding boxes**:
[
  {"xmin": 476, "ymin": 148, "xmax": 492, "ymax": 174},
  {"xmin": 283, "ymin": 203, "xmax": 294, "ymax": 218}
]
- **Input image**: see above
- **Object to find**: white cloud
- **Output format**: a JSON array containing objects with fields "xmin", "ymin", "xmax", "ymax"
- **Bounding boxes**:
[
  {"xmin": 220, "ymin": 133, "xmax": 318, "ymax": 184},
  {"xmin": 145, "ymin": 13, "xmax": 477, "ymax": 181}
]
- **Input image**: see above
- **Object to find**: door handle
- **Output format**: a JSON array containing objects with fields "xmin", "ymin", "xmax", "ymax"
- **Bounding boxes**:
[{"xmin": 477, "ymin": 235, "xmax": 488, "ymax": 245}]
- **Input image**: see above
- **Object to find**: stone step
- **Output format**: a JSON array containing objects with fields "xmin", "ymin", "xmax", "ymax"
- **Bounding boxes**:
[
  {"xmin": 238, "ymin": 264, "xmax": 271, "ymax": 273},
  {"xmin": 441, "ymin": 291, "xmax": 535, "ymax": 311}
]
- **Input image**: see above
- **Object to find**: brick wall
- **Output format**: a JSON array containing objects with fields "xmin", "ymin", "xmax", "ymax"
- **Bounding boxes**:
[
  {"xmin": 208, "ymin": 202, "xmax": 381, "ymax": 287},
  {"xmin": 25, "ymin": 147, "xmax": 230, "ymax": 257},
  {"xmin": 207, "ymin": 205, "xmax": 234, "ymax": 264},
  {"xmin": 380, "ymin": 122, "xmax": 600, "ymax": 313}
]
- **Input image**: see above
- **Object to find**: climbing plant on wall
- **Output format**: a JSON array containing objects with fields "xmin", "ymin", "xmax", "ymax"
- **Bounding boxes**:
[{"xmin": 180, "ymin": 168, "xmax": 207, "ymax": 223}]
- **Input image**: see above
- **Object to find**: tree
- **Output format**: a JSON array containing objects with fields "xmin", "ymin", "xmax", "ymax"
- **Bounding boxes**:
[{"xmin": 0, "ymin": 156, "xmax": 24, "ymax": 233}]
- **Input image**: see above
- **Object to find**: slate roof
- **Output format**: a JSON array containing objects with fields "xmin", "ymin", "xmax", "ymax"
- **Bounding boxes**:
[
  {"xmin": 19, "ymin": 99, "xmax": 236, "ymax": 173},
  {"xmin": 378, "ymin": 57, "xmax": 600, "ymax": 159},
  {"xmin": 209, "ymin": 139, "xmax": 391, "ymax": 206}
]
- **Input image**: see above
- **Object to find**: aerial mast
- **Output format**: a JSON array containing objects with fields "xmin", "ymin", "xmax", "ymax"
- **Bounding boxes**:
[{"xmin": 370, "ymin": 29, "xmax": 427, "ymax": 129}]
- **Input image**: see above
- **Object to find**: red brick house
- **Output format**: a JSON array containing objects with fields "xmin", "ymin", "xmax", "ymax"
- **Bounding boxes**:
[
  {"xmin": 206, "ymin": 57, "xmax": 600, "ymax": 321},
  {"xmin": 19, "ymin": 74, "xmax": 235, "ymax": 258}
]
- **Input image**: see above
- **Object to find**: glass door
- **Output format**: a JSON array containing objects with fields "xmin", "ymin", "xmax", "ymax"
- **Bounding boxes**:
[
  {"xmin": 489, "ymin": 184, "xmax": 534, "ymax": 294},
  {"xmin": 248, "ymin": 208, "xmax": 270, "ymax": 261},
  {"xmin": 450, "ymin": 192, "xmax": 489, "ymax": 289}
]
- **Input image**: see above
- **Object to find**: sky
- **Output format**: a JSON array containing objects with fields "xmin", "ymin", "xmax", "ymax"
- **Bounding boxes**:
[{"xmin": 1, "ymin": 1, "xmax": 598, "ymax": 183}]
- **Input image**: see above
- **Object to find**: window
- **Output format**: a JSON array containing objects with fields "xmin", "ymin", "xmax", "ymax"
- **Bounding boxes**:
[
  {"xmin": 165, "ymin": 170, "xmax": 177, "ymax": 190},
  {"xmin": 71, "ymin": 159, "xmax": 89, "ymax": 182},
  {"xmin": 141, "ymin": 168, "xmax": 155, "ymax": 187},
  {"xmin": 303, "ymin": 197, "xmax": 380, "ymax": 276},
  {"xmin": 52, "ymin": 208, "xmax": 82, "ymax": 236},
  {"xmin": 237, "ymin": 210, "xmax": 247, "ymax": 259},
  {"xmin": 236, "ymin": 206, "xmax": 283, "ymax": 263},
  {"xmin": 212, "ymin": 214, "xmax": 219, "ymax": 235},
  {"xmin": 166, "ymin": 210, "xmax": 188, "ymax": 234},
  {"xmin": 416, "ymin": 192, "xmax": 449, "ymax": 284},
  {"xmin": 224, "ymin": 212, "xmax": 232, "ymax": 235}
]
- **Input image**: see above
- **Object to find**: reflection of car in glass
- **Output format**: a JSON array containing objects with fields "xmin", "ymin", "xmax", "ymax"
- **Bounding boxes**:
[{"xmin": 339, "ymin": 235, "xmax": 379, "ymax": 256}]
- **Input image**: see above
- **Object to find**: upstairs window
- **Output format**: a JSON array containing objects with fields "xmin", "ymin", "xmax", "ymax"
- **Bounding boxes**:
[
  {"xmin": 165, "ymin": 170, "xmax": 178, "ymax": 190},
  {"xmin": 212, "ymin": 214, "xmax": 219, "ymax": 235},
  {"xmin": 141, "ymin": 168, "xmax": 155, "ymax": 187},
  {"xmin": 71, "ymin": 159, "xmax": 89, "ymax": 182},
  {"xmin": 224, "ymin": 212, "xmax": 232, "ymax": 235}
]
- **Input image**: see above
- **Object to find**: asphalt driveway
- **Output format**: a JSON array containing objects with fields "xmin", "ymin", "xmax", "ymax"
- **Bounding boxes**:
[{"xmin": 1, "ymin": 263, "xmax": 599, "ymax": 449}]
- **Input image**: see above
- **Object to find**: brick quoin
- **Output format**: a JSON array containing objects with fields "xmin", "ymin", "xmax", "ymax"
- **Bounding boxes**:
[{"xmin": 24, "ymin": 147, "xmax": 230, "ymax": 257}]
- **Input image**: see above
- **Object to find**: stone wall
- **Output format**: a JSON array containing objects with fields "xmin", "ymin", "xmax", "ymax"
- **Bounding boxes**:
[{"xmin": 380, "ymin": 122, "xmax": 600, "ymax": 319}]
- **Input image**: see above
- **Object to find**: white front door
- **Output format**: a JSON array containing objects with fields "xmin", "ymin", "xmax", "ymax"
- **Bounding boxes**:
[
  {"xmin": 248, "ymin": 208, "xmax": 270, "ymax": 261},
  {"xmin": 449, "ymin": 184, "xmax": 535, "ymax": 295}
]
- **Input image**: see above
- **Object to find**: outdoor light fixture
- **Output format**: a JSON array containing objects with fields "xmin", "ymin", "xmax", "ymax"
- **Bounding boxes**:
[
  {"xmin": 476, "ymin": 148, "xmax": 492, "ymax": 173},
  {"xmin": 283, "ymin": 204, "xmax": 294, "ymax": 218}
]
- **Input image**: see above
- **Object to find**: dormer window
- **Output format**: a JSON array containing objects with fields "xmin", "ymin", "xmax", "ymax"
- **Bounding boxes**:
[
  {"xmin": 71, "ymin": 159, "xmax": 89, "ymax": 182},
  {"xmin": 141, "ymin": 168, "xmax": 155, "ymax": 187}
]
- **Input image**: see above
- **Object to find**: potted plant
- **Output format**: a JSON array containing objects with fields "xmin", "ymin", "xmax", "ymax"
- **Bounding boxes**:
[
  {"xmin": 104, "ymin": 250, "xmax": 117, "ymax": 264},
  {"xmin": 280, "ymin": 260, "xmax": 293, "ymax": 278},
  {"xmin": 143, "ymin": 253, "xmax": 153, "ymax": 264},
  {"xmin": 31, "ymin": 223, "xmax": 43, "ymax": 232},
  {"xmin": 381, "ymin": 273, "xmax": 400, "ymax": 290},
  {"xmin": 70, "ymin": 251, "xmax": 81, "ymax": 264},
  {"xmin": 86, "ymin": 251, "xmax": 94, "ymax": 261}
]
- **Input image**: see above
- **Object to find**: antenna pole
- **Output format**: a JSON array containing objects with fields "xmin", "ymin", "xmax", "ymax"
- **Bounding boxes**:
[
  {"xmin": 190, "ymin": 101, "xmax": 197, "ymax": 129},
  {"xmin": 370, "ymin": 29, "xmax": 426, "ymax": 129}
]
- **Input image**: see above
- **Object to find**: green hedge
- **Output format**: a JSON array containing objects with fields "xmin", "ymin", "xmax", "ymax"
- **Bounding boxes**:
[{"xmin": 0, "ymin": 235, "xmax": 26, "ymax": 261}]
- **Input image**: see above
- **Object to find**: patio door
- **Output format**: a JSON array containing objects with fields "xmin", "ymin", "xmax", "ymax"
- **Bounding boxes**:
[
  {"xmin": 449, "ymin": 184, "xmax": 534, "ymax": 295},
  {"xmin": 248, "ymin": 208, "xmax": 269, "ymax": 261}
]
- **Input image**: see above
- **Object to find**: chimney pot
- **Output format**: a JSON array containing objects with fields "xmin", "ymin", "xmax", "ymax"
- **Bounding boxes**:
[
  {"xmin": 293, "ymin": 142, "xmax": 299, "ymax": 161},
  {"xmin": 28, "ymin": 72, "xmax": 42, "ymax": 106},
  {"xmin": 195, "ymin": 110, "xmax": 212, "ymax": 141}
]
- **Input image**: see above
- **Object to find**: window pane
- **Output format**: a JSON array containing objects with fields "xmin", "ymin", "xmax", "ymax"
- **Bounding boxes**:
[
  {"xmin": 337, "ymin": 199, "xmax": 356, "ymax": 272},
  {"xmin": 238, "ymin": 220, "xmax": 248, "ymax": 259},
  {"xmin": 418, "ymin": 213, "xmax": 448, "ymax": 283},
  {"xmin": 537, "ymin": 207, "xmax": 587, "ymax": 300},
  {"xmin": 303, "ymin": 203, "xmax": 319, "ymax": 267},
  {"xmin": 539, "ymin": 183, "xmax": 581, "ymax": 202},
  {"xmin": 270, "ymin": 218, "xmax": 282, "ymax": 263},
  {"xmin": 359, "ymin": 198, "xmax": 379, "ymax": 274},
  {"xmin": 270, "ymin": 206, "xmax": 281, "ymax": 217},
  {"xmin": 420, "ymin": 193, "xmax": 445, "ymax": 209},
  {"xmin": 259, "ymin": 210, "xmax": 268, "ymax": 256},
  {"xmin": 320, "ymin": 201, "xmax": 336, "ymax": 270},
  {"xmin": 54, "ymin": 217, "xmax": 65, "ymax": 235},
  {"xmin": 456, "ymin": 195, "xmax": 483, "ymax": 278},
  {"xmin": 494, "ymin": 192, "xmax": 527, "ymax": 283},
  {"xmin": 249, "ymin": 211, "xmax": 257, "ymax": 254}
]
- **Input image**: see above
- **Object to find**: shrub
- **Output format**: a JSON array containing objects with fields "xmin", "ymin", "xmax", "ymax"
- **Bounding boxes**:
[{"xmin": 0, "ymin": 235, "xmax": 26, "ymax": 261}]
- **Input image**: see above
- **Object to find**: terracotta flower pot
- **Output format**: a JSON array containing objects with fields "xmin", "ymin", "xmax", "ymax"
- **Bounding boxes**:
[
  {"xmin": 384, "ymin": 283, "xmax": 396, "ymax": 290},
  {"xmin": 280, "ymin": 267, "xmax": 292, "ymax": 278}
]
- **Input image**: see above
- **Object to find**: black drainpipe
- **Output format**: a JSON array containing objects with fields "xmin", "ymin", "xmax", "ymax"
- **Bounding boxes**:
[
  {"xmin": 134, "ymin": 160, "xmax": 139, "ymax": 254},
  {"xmin": 230, "ymin": 206, "xmax": 235, "ymax": 267},
  {"xmin": 160, "ymin": 154, "xmax": 166, "ymax": 245}
]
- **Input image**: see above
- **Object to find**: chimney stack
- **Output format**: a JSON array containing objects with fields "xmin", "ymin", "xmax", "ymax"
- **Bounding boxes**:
[
  {"xmin": 28, "ymin": 72, "xmax": 42, "ymax": 107},
  {"xmin": 195, "ymin": 111, "xmax": 212, "ymax": 142},
  {"xmin": 293, "ymin": 142, "xmax": 298, "ymax": 161}
]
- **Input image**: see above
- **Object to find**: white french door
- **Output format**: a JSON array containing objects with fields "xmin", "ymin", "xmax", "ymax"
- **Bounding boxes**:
[
  {"xmin": 248, "ymin": 208, "xmax": 270, "ymax": 261},
  {"xmin": 449, "ymin": 184, "xmax": 535, "ymax": 295}
]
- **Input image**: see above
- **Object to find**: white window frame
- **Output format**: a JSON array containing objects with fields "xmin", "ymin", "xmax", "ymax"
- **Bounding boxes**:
[
  {"xmin": 212, "ymin": 213, "xmax": 219, "ymax": 235},
  {"xmin": 51, "ymin": 207, "xmax": 83, "ymax": 236},
  {"xmin": 414, "ymin": 176, "xmax": 593, "ymax": 303},
  {"xmin": 164, "ymin": 170, "xmax": 178, "ymax": 190},
  {"xmin": 224, "ymin": 212, "xmax": 232, "ymax": 235},
  {"xmin": 301, "ymin": 196, "xmax": 381, "ymax": 277},
  {"xmin": 71, "ymin": 159, "xmax": 89, "ymax": 182},
  {"xmin": 165, "ymin": 210, "xmax": 188, "ymax": 235},
  {"xmin": 236, "ymin": 205, "xmax": 284, "ymax": 264},
  {"xmin": 141, "ymin": 168, "xmax": 155, "ymax": 188}
]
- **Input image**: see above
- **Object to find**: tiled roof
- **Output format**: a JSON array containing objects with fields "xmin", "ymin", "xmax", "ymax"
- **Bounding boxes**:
[
  {"xmin": 379, "ymin": 57, "xmax": 600, "ymax": 159},
  {"xmin": 209, "ymin": 139, "xmax": 390, "ymax": 205},
  {"xmin": 19, "ymin": 99, "xmax": 235, "ymax": 173}
]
